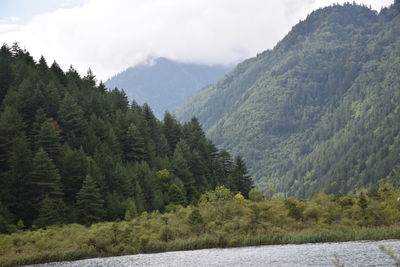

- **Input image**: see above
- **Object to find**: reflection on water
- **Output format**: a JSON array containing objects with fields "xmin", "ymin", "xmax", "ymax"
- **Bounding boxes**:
[{"xmin": 29, "ymin": 239, "xmax": 400, "ymax": 267}]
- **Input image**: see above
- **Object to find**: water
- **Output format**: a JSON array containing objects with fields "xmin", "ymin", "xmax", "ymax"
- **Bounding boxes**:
[{"xmin": 29, "ymin": 239, "xmax": 400, "ymax": 267}]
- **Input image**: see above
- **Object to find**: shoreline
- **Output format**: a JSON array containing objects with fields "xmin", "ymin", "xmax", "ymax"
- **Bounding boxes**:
[{"xmin": 2, "ymin": 226, "xmax": 400, "ymax": 267}]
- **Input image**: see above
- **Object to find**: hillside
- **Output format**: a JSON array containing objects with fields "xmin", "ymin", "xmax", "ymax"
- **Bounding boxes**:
[
  {"xmin": 105, "ymin": 58, "xmax": 231, "ymax": 118},
  {"xmin": 0, "ymin": 45, "xmax": 251, "ymax": 232},
  {"xmin": 177, "ymin": 2, "xmax": 400, "ymax": 197}
]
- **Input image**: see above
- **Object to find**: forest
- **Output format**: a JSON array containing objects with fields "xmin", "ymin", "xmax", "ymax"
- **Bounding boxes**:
[
  {"xmin": 177, "ymin": 1, "xmax": 400, "ymax": 197},
  {"xmin": 0, "ymin": 43, "xmax": 252, "ymax": 232},
  {"xmin": 1, "ymin": 2, "xmax": 400, "ymax": 266}
]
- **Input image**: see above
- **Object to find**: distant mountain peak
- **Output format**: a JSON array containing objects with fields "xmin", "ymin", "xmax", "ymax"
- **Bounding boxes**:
[{"xmin": 105, "ymin": 58, "xmax": 232, "ymax": 119}]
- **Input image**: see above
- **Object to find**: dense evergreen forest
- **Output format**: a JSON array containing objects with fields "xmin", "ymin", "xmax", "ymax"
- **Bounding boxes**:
[
  {"xmin": 0, "ymin": 43, "xmax": 252, "ymax": 232},
  {"xmin": 177, "ymin": 1, "xmax": 400, "ymax": 197}
]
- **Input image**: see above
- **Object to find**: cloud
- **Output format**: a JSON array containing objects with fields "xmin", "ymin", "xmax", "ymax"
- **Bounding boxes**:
[{"xmin": 0, "ymin": 0, "xmax": 393, "ymax": 80}]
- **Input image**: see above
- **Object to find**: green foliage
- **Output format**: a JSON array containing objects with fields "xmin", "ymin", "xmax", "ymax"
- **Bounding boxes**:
[
  {"xmin": 76, "ymin": 175, "xmax": 105, "ymax": 225},
  {"xmin": 31, "ymin": 148, "xmax": 63, "ymax": 200},
  {"xmin": 177, "ymin": 2, "xmax": 400, "ymax": 197},
  {"xmin": 33, "ymin": 196, "xmax": 64, "ymax": 228},
  {"xmin": 249, "ymin": 189, "xmax": 265, "ymax": 202},
  {"xmin": 124, "ymin": 198, "xmax": 138, "ymax": 220},
  {"xmin": 168, "ymin": 184, "xmax": 186, "ymax": 206},
  {"xmin": 2, "ymin": 183, "xmax": 400, "ymax": 266},
  {"xmin": 0, "ymin": 202, "xmax": 15, "ymax": 234},
  {"xmin": 0, "ymin": 42, "xmax": 250, "ymax": 230}
]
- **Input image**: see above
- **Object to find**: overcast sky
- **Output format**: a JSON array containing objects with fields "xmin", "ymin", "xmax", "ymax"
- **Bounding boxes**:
[{"xmin": 0, "ymin": 0, "xmax": 393, "ymax": 81}]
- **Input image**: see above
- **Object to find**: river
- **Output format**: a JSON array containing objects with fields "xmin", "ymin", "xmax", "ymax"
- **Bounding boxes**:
[{"xmin": 28, "ymin": 239, "xmax": 400, "ymax": 266}]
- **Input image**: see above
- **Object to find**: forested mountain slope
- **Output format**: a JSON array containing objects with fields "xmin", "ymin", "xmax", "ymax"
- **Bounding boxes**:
[
  {"xmin": 0, "ymin": 44, "xmax": 251, "ymax": 231},
  {"xmin": 105, "ymin": 58, "xmax": 231, "ymax": 118},
  {"xmin": 177, "ymin": 2, "xmax": 400, "ymax": 197}
]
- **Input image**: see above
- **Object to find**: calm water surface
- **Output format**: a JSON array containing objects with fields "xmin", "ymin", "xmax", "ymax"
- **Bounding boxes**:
[{"xmin": 29, "ymin": 239, "xmax": 400, "ymax": 267}]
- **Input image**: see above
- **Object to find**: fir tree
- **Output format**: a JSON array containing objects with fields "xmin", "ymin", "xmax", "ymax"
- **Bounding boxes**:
[
  {"xmin": 168, "ymin": 184, "xmax": 187, "ymax": 206},
  {"xmin": 232, "ymin": 156, "xmax": 253, "ymax": 198},
  {"xmin": 76, "ymin": 175, "xmax": 105, "ymax": 225},
  {"xmin": 60, "ymin": 145, "xmax": 88, "ymax": 204},
  {"xmin": 33, "ymin": 196, "xmax": 62, "ymax": 227},
  {"xmin": 58, "ymin": 94, "xmax": 87, "ymax": 147},
  {"xmin": 123, "ymin": 123, "xmax": 145, "ymax": 162},
  {"xmin": 30, "ymin": 148, "xmax": 63, "ymax": 202},
  {"xmin": 34, "ymin": 120, "xmax": 62, "ymax": 162}
]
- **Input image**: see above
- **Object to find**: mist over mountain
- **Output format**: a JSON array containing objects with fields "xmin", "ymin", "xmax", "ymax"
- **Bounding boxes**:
[
  {"xmin": 177, "ymin": 1, "xmax": 400, "ymax": 197},
  {"xmin": 105, "ymin": 58, "xmax": 232, "ymax": 119}
]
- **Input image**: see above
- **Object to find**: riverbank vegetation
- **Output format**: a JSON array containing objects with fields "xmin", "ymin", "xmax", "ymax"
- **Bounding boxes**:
[{"xmin": 1, "ymin": 181, "xmax": 400, "ymax": 266}]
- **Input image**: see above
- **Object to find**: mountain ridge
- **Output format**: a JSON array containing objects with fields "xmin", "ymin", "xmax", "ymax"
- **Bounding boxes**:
[
  {"xmin": 176, "ymin": 2, "xmax": 400, "ymax": 197},
  {"xmin": 105, "ymin": 57, "xmax": 232, "ymax": 119}
]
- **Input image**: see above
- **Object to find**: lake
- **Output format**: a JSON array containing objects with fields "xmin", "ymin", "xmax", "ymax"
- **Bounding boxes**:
[{"xmin": 28, "ymin": 239, "xmax": 400, "ymax": 266}]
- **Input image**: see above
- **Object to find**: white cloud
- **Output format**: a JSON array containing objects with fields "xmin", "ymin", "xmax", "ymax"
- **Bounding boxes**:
[
  {"xmin": 0, "ymin": 23, "xmax": 22, "ymax": 35},
  {"xmin": 0, "ymin": 0, "xmax": 394, "ymax": 80}
]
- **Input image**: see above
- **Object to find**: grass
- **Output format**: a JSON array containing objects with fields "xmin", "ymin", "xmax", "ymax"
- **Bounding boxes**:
[{"xmin": 1, "ymin": 226, "xmax": 400, "ymax": 267}]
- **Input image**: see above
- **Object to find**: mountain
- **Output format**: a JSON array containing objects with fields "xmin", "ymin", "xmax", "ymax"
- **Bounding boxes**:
[
  {"xmin": 105, "ymin": 58, "xmax": 232, "ymax": 118},
  {"xmin": 177, "ymin": 2, "xmax": 400, "ymax": 197}
]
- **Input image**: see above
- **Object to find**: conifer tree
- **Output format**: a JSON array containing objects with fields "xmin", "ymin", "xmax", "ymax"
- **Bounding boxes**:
[
  {"xmin": 0, "ymin": 107, "xmax": 24, "ymax": 172},
  {"xmin": 231, "ymin": 156, "xmax": 253, "ymax": 198},
  {"xmin": 37, "ymin": 55, "xmax": 48, "ymax": 74},
  {"xmin": 30, "ymin": 148, "xmax": 63, "ymax": 202},
  {"xmin": 50, "ymin": 61, "xmax": 67, "ymax": 86},
  {"xmin": 163, "ymin": 112, "xmax": 181, "ymax": 153},
  {"xmin": 0, "ymin": 45, "xmax": 13, "ymax": 103},
  {"xmin": 7, "ymin": 136, "xmax": 32, "ymax": 223},
  {"xmin": 123, "ymin": 123, "xmax": 145, "ymax": 162},
  {"xmin": 58, "ymin": 94, "xmax": 87, "ymax": 147},
  {"xmin": 35, "ymin": 120, "xmax": 62, "ymax": 162},
  {"xmin": 60, "ymin": 145, "xmax": 88, "ymax": 204},
  {"xmin": 157, "ymin": 134, "xmax": 171, "ymax": 157},
  {"xmin": 76, "ymin": 175, "xmax": 105, "ymax": 225},
  {"xmin": 168, "ymin": 184, "xmax": 187, "ymax": 206},
  {"xmin": 34, "ymin": 196, "xmax": 62, "ymax": 227}
]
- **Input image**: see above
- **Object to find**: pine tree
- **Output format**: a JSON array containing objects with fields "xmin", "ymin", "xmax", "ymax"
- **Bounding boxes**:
[
  {"xmin": 60, "ymin": 145, "xmax": 88, "ymax": 204},
  {"xmin": 83, "ymin": 68, "xmax": 96, "ymax": 87},
  {"xmin": 0, "ymin": 45, "xmax": 13, "ymax": 103},
  {"xmin": 123, "ymin": 123, "xmax": 145, "ymax": 162},
  {"xmin": 58, "ymin": 94, "xmax": 87, "ymax": 147},
  {"xmin": 33, "ymin": 196, "xmax": 62, "ymax": 227},
  {"xmin": 173, "ymin": 150, "xmax": 196, "ymax": 199},
  {"xmin": 37, "ymin": 55, "xmax": 48, "ymax": 74},
  {"xmin": 7, "ymin": 136, "xmax": 33, "ymax": 224},
  {"xmin": 0, "ymin": 107, "xmax": 26, "ymax": 210},
  {"xmin": 76, "ymin": 175, "xmax": 105, "ymax": 225},
  {"xmin": 50, "ymin": 61, "xmax": 67, "ymax": 86},
  {"xmin": 190, "ymin": 150, "xmax": 208, "ymax": 192},
  {"xmin": 168, "ymin": 184, "xmax": 187, "ymax": 206},
  {"xmin": 163, "ymin": 112, "xmax": 181, "ymax": 153},
  {"xmin": 183, "ymin": 117, "xmax": 208, "ymax": 154},
  {"xmin": 34, "ymin": 120, "xmax": 62, "ymax": 162},
  {"xmin": 0, "ymin": 107, "xmax": 24, "ymax": 173},
  {"xmin": 157, "ymin": 134, "xmax": 171, "ymax": 157},
  {"xmin": 30, "ymin": 148, "xmax": 63, "ymax": 202},
  {"xmin": 232, "ymin": 156, "xmax": 253, "ymax": 198}
]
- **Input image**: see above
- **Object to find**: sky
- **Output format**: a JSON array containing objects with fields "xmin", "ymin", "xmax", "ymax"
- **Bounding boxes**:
[{"xmin": 0, "ymin": 0, "xmax": 394, "ymax": 81}]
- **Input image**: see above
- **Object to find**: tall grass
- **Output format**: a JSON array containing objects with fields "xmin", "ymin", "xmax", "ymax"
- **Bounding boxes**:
[{"xmin": 1, "ymin": 226, "xmax": 400, "ymax": 267}]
